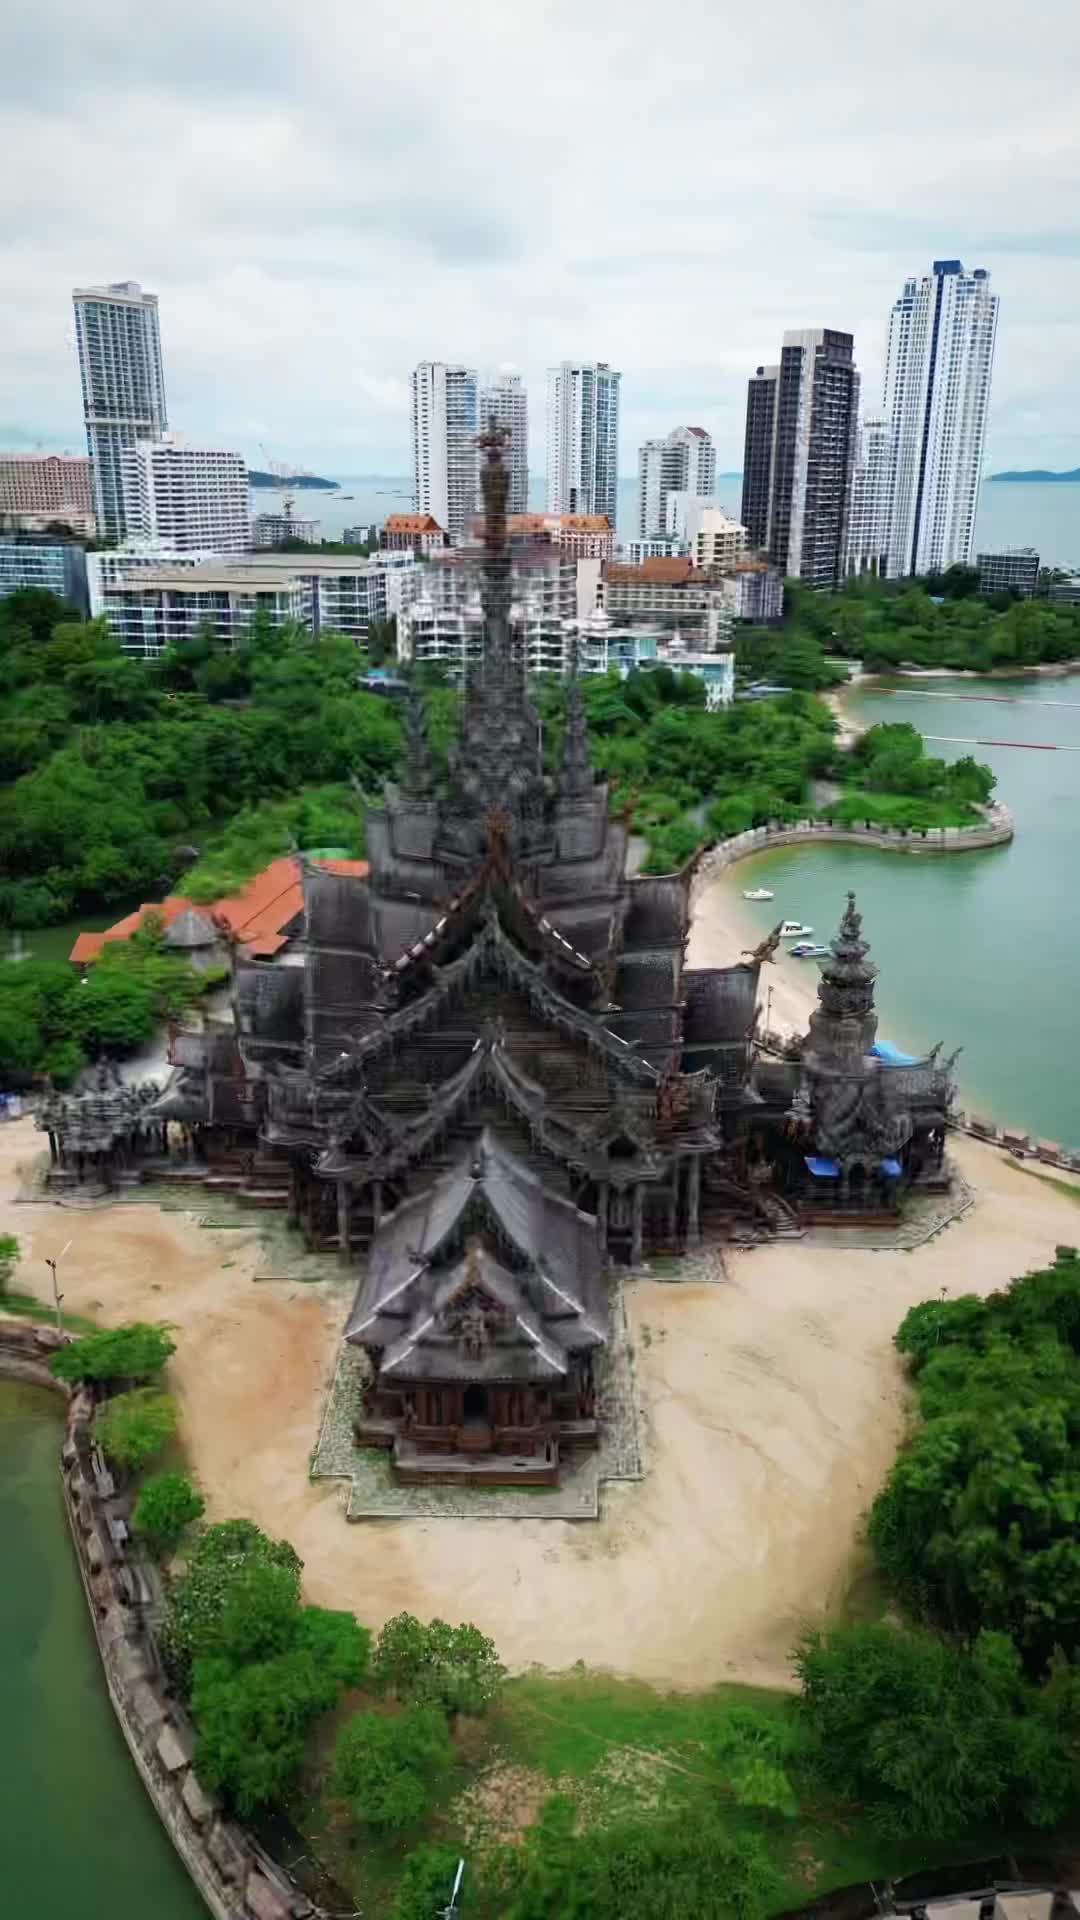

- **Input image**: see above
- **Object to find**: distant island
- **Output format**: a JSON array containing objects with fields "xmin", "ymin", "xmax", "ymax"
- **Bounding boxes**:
[
  {"xmin": 988, "ymin": 467, "xmax": 1080, "ymax": 483},
  {"xmin": 248, "ymin": 470, "xmax": 337, "ymax": 490}
]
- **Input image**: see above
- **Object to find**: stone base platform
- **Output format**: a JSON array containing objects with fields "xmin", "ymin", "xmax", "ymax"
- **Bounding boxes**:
[{"xmin": 311, "ymin": 1281, "xmax": 643, "ymax": 1521}]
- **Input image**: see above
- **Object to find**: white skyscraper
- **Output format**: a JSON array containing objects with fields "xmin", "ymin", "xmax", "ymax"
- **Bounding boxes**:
[
  {"xmin": 545, "ymin": 362, "xmax": 621, "ymax": 526},
  {"xmin": 883, "ymin": 260, "xmax": 999, "ymax": 578},
  {"xmin": 72, "ymin": 281, "xmax": 168, "ymax": 544},
  {"xmin": 637, "ymin": 426, "xmax": 715, "ymax": 537},
  {"xmin": 411, "ymin": 362, "xmax": 479, "ymax": 543},
  {"xmin": 845, "ymin": 415, "xmax": 893, "ymax": 577},
  {"xmin": 131, "ymin": 435, "xmax": 250, "ymax": 551},
  {"xmin": 479, "ymin": 373, "xmax": 528, "ymax": 514}
]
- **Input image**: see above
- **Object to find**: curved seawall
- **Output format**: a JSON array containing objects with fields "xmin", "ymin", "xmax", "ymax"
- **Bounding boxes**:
[
  {"xmin": 692, "ymin": 807, "xmax": 1013, "ymax": 890},
  {"xmin": 0, "ymin": 1320, "xmax": 312, "ymax": 1920}
]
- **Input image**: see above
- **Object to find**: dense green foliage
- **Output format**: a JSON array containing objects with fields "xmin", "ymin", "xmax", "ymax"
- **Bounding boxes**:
[
  {"xmin": 332, "ymin": 1706, "xmax": 451, "ymax": 1832},
  {"xmin": 178, "ymin": 783, "xmax": 364, "ymax": 902},
  {"xmin": 0, "ymin": 1233, "xmax": 18, "ymax": 1293},
  {"xmin": 0, "ymin": 590, "xmax": 400, "ymax": 928},
  {"xmin": 372, "ymin": 1612, "xmax": 505, "ymax": 1715},
  {"xmin": 0, "ymin": 920, "xmax": 208, "ymax": 1085},
  {"xmin": 796, "ymin": 1622, "xmax": 1080, "ymax": 1836},
  {"xmin": 869, "ymin": 1247, "xmax": 1080, "ymax": 1668},
  {"xmin": 94, "ymin": 1388, "xmax": 177, "ymax": 1471},
  {"xmin": 492, "ymin": 1792, "xmax": 781, "ymax": 1920},
  {"xmin": 131, "ymin": 1471, "xmax": 205, "ymax": 1554},
  {"xmin": 164, "ymin": 1519, "xmax": 369, "ymax": 1813},
  {"xmin": 50, "ymin": 1320, "xmax": 176, "ymax": 1384},
  {"xmin": 788, "ymin": 570, "xmax": 1080, "ymax": 671},
  {"xmin": 391, "ymin": 1845, "xmax": 462, "ymax": 1920}
]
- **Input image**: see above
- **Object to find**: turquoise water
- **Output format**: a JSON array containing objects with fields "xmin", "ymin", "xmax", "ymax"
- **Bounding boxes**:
[
  {"xmin": 734, "ymin": 673, "xmax": 1080, "ymax": 1148},
  {"xmin": 0, "ymin": 1382, "xmax": 205, "ymax": 1919},
  {"xmin": 290, "ymin": 475, "xmax": 1080, "ymax": 561}
]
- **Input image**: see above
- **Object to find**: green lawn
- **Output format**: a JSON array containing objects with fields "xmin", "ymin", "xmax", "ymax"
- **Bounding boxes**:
[
  {"xmin": 0, "ymin": 1290, "xmax": 97, "ymax": 1333},
  {"xmin": 294, "ymin": 1669, "xmax": 1049, "ymax": 1918}
]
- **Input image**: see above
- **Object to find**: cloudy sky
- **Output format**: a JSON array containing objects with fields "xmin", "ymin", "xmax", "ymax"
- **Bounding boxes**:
[{"xmin": 4, "ymin": 0, "xmax": 1080, "ymax": 476}]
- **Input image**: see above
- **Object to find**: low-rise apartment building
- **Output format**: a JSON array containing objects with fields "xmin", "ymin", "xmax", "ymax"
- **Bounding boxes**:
[
  {"xmin": 102, "ymin": 565, "xmax": 306, "ymax": 657},
  {"xmin": 0, "ymin": 536, "xmax": 90, "ymax": 614},
  {"xmin": 381, "ymin": 513, "xmax": 449, "ymax": 555},
  {"xmin": 397, "ymin": 547, "xmax": 579, "ymax": 680},
  {"xmin": 602, "ymin": 557, "xmax": 735, "ymax": 648},
  {"xmin": 0, "ymin": 451, "xmax": 94, "ymax": 522},
  {"xmin": 976, "ymin": 547, "xmax": 1040, "ymax": 599}
]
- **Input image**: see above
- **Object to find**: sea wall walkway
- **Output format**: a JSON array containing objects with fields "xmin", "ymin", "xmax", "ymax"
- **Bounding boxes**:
[
  {"xmin": 0, "ymin": 1319, "xmax": 314, "ymax": 1920},
  {"xmin": 692, "ymin": 804, "xmax": 1014, "ymax": 886}
]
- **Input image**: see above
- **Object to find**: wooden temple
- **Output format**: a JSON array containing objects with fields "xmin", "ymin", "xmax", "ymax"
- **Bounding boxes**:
[{"xmin": 60, "ymin": 427, "xmax": 959, "ymax": 1485}]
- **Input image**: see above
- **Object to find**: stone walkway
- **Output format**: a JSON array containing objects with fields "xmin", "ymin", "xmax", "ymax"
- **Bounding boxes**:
[{"xmin": 310, "ymin": 1279, "xmax": 644, "ymax": 1521}]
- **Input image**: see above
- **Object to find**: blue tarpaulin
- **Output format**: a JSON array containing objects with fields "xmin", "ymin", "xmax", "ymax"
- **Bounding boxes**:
[
  {"xmin": 879, "ymin": 1158, "xmax": 903, "ymax": 1177},
  {"xmin": 871, "ymin": 1040, "xmax": 919, "ymax": 1066},
  {"xmin": 805, "ymin": 1155, "xmax": 840, "ymax": 1177}
]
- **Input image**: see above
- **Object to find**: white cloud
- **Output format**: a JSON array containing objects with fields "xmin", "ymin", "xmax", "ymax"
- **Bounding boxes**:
[{"xmin": 3, "ymin": 0, "xmax": 1079, "ymax": 471}]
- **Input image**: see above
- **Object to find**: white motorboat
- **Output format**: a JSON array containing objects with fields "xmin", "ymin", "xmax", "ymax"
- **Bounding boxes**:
[
  {"xmin": 779, "ymin": 920, "xmax": 813, "ymax": 938},
  {"xmin": 742, "ymin": 888, "xmax": 774, "ymax": 901}
]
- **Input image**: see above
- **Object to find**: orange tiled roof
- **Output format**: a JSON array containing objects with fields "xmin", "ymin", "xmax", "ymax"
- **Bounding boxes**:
[
  {"xmin": 68, "ymin": 858, "xmax": 369, "ymax": 966},
  {"xmin": 384, "ymin": 513, "xmax": 443, "ymax": 534},
  {"xmin": 606, "ymin": 557, "xmax": 698, "ymax": 585},
  {"xmin": 558, "ymin": 515, "xmax": 611, "ymax": 532}
]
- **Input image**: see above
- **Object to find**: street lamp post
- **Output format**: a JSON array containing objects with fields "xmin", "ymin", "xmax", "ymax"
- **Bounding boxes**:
[{"xmin": 44, "ymin": 1239, "xmax": 71, "ymax": 1334}]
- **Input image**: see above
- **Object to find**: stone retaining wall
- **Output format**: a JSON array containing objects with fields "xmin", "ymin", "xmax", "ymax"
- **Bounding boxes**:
[
  {"xmin": 691, "ymin": 805, "xmax": 1014, "ymax": 894},
  {"xmin": 0, "ymin": 1320, "xmax": 314, "ymax": 1920}
]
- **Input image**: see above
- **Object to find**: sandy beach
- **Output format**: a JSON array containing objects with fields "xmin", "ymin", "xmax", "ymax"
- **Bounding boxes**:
[
  {"xmin": 689, "ymin": 869, "xmax": 819, "ymax": 1044},
  {"xmin": 4, "ymin": 860, "xmax": 1078, "ymax": 1695}
]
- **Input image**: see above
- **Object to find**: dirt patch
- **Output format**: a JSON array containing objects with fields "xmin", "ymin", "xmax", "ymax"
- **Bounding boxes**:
[{"xmin": 451, "ymin": 1763, "xmax": 551, "ymax": 1851}]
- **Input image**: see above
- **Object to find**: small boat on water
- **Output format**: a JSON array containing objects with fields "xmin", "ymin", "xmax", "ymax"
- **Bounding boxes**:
[
  {"xmin": 790, "ymin": 942, "xmax": 830, "ymax": 959},
  {"xmin": 742, "ymin": 888, "xmax": 774, "ymax": 901},
  {"xmin": 778, "ymin": 920, "xmax": 813, "ymax": 938}
]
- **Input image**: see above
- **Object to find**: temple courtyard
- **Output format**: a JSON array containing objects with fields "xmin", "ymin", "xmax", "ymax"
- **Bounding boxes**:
[{"xmin": 3, "ymin": 1109, "xmax": 1078, "ymax": 1692}]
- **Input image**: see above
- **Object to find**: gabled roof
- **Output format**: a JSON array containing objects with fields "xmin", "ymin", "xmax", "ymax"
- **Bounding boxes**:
[
  {"xmin": 345, "ymin": 1130, "xmax": 606, "ymax": 1360},
  {"xmin": 69, "ymin": 856, "xmax": 369, "ymax": 966},
  {"xmin": 384, "ymin": 513, "xmax": 444, "ymax": 534}
]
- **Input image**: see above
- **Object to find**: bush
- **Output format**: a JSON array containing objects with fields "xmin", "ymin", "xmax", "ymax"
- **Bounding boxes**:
[
  {"xmin": 132, "ymin": 1470, "xmax": 204, "ymax": 1553},
  {"xmin": 163, "ymin": 1520, "xmax": 304, "ymax": 1677},
  {"xmin": 393, "ymin": 1845, "xmax": 462, "ymax": 1920},
  {"xmin": 332, "ymin": 1706, "xmax": 451, "ymax": 1832},
  {"xmin": 373, "ymin": 1613, "xmax": 505, "ymax": 1714},
  {"xmin": 193, "ymin": 1648, "xmax": 339, "ymax": 1814},
  {"xmin": 495, "ymin": 1793, "xmax": 782, "ymax": 1920},
  {"xmin": 50, "ymin": 1320, "xmax": 176, "ymax": 1385},
  {"xmin": 95, "ymin": 1388, "xmax": 177, "ymax": 1471},
  {"xmin": 0, "ymin": 1233, "xmax": 18, "ymax": 1293},
  {"xmin": 795, "ymin": 1621, "xmax": 1079, "ymax": 1835}
]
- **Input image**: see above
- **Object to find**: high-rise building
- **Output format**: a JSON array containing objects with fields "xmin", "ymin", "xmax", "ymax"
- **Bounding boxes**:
[
  {"xmin": 479, "ymin": 373, "xmax": 528, "ymax": 514},
  {"xmin": 130, "ymin": 435, "xmax": 249, "ymax": 551},
  {"xmin": 740, "ymin": 366, "xmax": 778, "ymax": 550},
  {"xmin": 545, "ymin": 362, "xmax": 620, "ymax": 526},
  {"xmin": 883, "ymin": 260, "xmax": 998, "ymax": 578},
  {"xmin": 637, "ymin": 426, "xmax": 715, "ymax": 537},
  {"xmin": 411, "ymin": 362, "xmax": 479, "ymax": 542},
  {"xmin": 845, "ymin": 415, "xmax": 893, "ymax": 577},
  {"xmin": 72, "ymin": 281, "xmax": 168, "ymax": 544},
  {"xmin": 749, "ymin": 330, "xmax": 859, "ymax": 589}
]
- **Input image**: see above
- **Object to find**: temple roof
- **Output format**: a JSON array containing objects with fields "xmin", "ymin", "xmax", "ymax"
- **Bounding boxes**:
[{"xmin": 345, "ymin": 1128, "xmax": 606, "ymax": 1371}]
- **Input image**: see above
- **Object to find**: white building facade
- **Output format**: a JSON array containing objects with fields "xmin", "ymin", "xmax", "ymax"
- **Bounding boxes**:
[
  {"xmin": 397, "ymin": 550, "xmax": 579, "ymax": 681},
  {"xmin": 130, "ymin": 436, "xmax": 250, "ymax": 551},
  {"xmin": 411, "ymin": 362, "xmax": 479, "ymax": 543},
  {"xmin": 72, "ymin": 281, "xmax": 168, "ymax": 544},
  {"xmin": 845, "ymin": 415, "xmax": 893, "ymax": 577},
  {"xmin": 479, "ymin": 373, "xmax": 528, "ymax": 514},
  {"xmin": 883, "ymin": 260, "xmax": 999, "ymax": 578},
  {"xmin": 637, "ymin": 426, "xmax": 715, "ymax": 537},
  {"xmin": 545, "ymin": 362, "xmax": 621, "ymax": 526},
  {"xmin": 102, "ymin": 567, "xmax": 307, "ymax": 658}
]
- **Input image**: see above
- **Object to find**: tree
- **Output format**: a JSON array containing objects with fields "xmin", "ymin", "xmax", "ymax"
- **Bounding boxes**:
[
  {"xmin": 795, "ymin": 1621, "xmax": 1079, "ymax": 1835},
  {"xmin": 50, "ymin": 1320, "xmax": 176, "ymax": 1385},
  {"xmin": 332, "ymin": 1706, "xmax": 451, "ymax": 1832},
  {"xmin": 163, "ymin": 1519, "xmax": 303, "ymax": 1678},
  {"xmin": 373, "ymin": 1613, "xmax": 505, "ymax": 1714},
  {"xmin": 95, "ymin": 1388, "xmax": 177, "ymax": 1472},
  {"xmin": 393, "ymin": 1845, "xmax": 463, "ymax": 1920},
  {"xmin": 0, "ymin": 1233, "xmax": 19, "ymax": 1295},
  {"xmin": 192, "ymin": 1648, "xmax": 337, "ymax": 1813},
  {"xmin": 132, "ymin": 1470, "xmax": 205, "ymax": 1554}
]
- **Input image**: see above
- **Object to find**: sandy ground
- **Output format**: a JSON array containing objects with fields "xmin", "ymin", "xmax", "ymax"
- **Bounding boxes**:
[
  {"xmin": 3, "ymin": 877, "xmax": 1078, "ymax": 1691},
  {"xmin": 689, "ymin": 872, "xmax": 820, "ymax": 1044}
]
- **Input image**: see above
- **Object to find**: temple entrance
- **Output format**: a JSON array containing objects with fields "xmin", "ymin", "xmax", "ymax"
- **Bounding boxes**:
[{"xmin": 462, "ymin": 1385, "xmax": 489, "ymax": 1426}]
